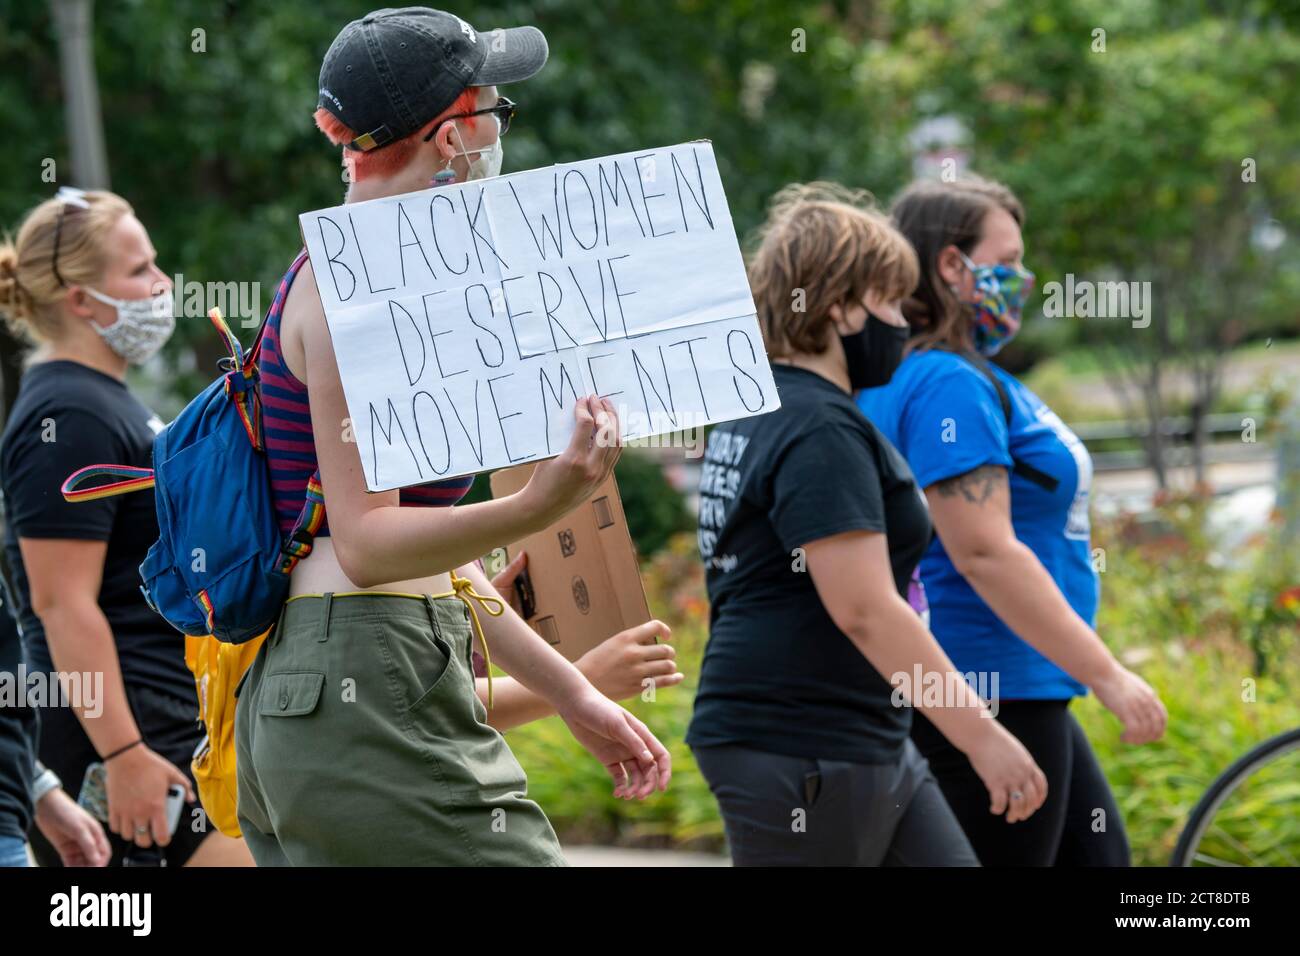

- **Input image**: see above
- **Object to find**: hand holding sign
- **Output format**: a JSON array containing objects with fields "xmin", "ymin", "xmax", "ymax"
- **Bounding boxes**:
[
  {"xmin": 518, "ymin": 394, "xmax": 622, "ymax": 525},
  {"xmin": 487, "ymin": 551, "xmax": 680, "ymax": 701}
]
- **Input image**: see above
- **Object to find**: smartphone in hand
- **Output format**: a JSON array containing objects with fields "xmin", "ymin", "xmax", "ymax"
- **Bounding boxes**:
[{"xmin": 78, "ymin": 762, "xmax": 186, "ymax": 836}]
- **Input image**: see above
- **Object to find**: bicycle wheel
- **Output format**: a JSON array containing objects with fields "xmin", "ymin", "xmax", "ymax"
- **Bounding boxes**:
[{"xmin": 1172, "ymin": 727, "xmax": 1300, "ymax": 866}]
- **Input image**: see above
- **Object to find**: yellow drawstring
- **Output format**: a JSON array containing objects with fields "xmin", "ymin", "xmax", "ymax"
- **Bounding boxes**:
[{"xmin": 447, "ymin": 571, "xmax": 505, "ymax": 710}]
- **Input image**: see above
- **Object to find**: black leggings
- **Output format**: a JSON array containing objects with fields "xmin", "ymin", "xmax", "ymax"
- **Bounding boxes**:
[{"xmin": 910, "ymin": 698, "xmax": 1130, "ymax": 866}]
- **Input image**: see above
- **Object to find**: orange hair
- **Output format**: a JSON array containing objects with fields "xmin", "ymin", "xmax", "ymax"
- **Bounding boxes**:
[{"xmin": 314, "ymin": 87, "xmax": 480, "ymax": 182}]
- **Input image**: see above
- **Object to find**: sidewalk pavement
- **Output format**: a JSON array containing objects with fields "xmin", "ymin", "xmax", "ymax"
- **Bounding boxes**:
[{"xmin": 561, "ymin": 844, "xmax": 730, "ymax": 867}]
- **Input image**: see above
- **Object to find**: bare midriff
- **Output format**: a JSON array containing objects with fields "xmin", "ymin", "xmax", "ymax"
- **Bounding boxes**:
[{"xmin": 288, "ymin": 537, "xmax": 453, "ymax": 598}]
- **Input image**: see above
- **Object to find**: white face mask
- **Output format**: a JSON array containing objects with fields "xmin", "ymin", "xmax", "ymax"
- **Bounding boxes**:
[
  {"xmin": 83, "ymin": 286, "xmax": 175, "ymax": 363},
  {"xmin": 449, "ymin": 116, "xmax": 503, "ymax": 181}
]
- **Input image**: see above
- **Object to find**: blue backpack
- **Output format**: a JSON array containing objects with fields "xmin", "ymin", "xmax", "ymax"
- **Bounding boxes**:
[{"xmin": 61, "ymin": 251, "xmax": 323, "ymax": 643}]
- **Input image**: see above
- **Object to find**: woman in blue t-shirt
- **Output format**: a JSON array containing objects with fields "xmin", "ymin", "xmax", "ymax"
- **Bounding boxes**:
[{"xmin": 857, "ymin": 176, "xmax": 1167, "ymax": 866}]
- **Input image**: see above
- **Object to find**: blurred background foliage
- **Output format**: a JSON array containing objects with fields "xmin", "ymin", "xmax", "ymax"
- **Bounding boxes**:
[{"xmin": 3, "ymin": 0, "xmax": 1296, "ymax": 400}]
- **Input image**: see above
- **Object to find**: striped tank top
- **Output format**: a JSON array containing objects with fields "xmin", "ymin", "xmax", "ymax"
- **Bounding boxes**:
[{"xmin": 259, "ymin": 250, "xmax": 475, "ymax": 537}]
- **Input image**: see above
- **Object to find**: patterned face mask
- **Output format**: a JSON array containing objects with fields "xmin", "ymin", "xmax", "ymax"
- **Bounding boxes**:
[
  {"xmin": 83, "ymin": 286, "xmax": 175, "ymax": 363},
  {"xmin": 959, "ymin": 251, "xmax": 1035, "ymax": 357}
]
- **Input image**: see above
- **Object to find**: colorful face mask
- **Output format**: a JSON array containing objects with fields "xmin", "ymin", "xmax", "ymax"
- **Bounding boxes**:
[{"xmin": 959, "ymin": 251, "xmax": 1035, "ymax": 356}]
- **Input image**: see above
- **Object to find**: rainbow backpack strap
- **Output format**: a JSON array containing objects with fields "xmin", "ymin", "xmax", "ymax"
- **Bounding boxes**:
[
  {"xmin": 279, "ymin": 470, "xmax": 325, "ymax": 575},
  {"xmin": 62, "ymin": 464, "xmax": 155, "ymax": 502},
  {"xmin": 251, "ymin": 248, "xmax": 323, "ymax": 578},
  {"xmin": 213, "ymin": 307, "xmax": 263, "ymax": 452},
  {"xmin": 59, "ymin": 306, "xmax": 254, "ymax": 504}
]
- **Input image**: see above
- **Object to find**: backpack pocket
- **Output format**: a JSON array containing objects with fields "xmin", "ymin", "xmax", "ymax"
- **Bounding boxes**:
[
  {"xmin": 139, "ymin": 538, "xmax": 207, "ymax": 635},
  {"xmin": 158, "ymin": 430, "xmax": 261, "ymax": 578}
]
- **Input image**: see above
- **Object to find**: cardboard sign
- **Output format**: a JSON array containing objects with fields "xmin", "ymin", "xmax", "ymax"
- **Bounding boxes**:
[
  {"xmin": 300, "ymin": 141, "xmax": 779, "ymax": 491},
  {"xmin": 488, "ymin": 463, "xmax": 649, "ymax": 661}
]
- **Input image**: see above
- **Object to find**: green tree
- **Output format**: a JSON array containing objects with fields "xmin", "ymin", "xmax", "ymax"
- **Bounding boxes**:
[
  {"xmin": 868, "ymin": 0, "xmax": 1300, "ymax": 484},
  {"xmin": 0, "ymin": 0, "xmax": 912, "ymax": 412}
]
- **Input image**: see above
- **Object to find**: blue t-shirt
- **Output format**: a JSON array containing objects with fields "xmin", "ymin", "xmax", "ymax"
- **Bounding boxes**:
[{"xmin": 856, "ymin": 350, "xmax": 1097, "ymax": 699}]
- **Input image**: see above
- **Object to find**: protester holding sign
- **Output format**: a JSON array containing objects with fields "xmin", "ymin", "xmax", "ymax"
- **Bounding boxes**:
[
  {"xmin": 0, "ymin": 190, "xmax": 248, "ymax": 866},
  {"xmin": 856, "ymin": 176, "xmax": 1167, "ymax": 865},
  {"xmin": 688, "ymin": 183, "xmax": 1047, "ymax": 867},
  {"xmin": 234, "ymin": 8, "xmax": 671, "ymax": 866}
]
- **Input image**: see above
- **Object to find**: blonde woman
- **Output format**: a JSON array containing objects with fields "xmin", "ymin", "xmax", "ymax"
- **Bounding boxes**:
[{"xmin": 0, "ymin": 189, "xmax": 249, "ymax": 866}]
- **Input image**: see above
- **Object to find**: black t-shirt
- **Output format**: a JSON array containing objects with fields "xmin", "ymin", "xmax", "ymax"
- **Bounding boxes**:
[
  {"xmin": 686, "ymin": 363, "xmax": 933, "ymax": 764},
  {"xmin": 0, "ymin": 360, "xmax": 194, "ymax": 704}
]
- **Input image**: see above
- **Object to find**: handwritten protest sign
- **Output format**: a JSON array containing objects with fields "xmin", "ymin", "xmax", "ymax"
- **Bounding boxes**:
[{"xmin": 299, "ymin": 141, "xmax": 780, "ymax": 491}]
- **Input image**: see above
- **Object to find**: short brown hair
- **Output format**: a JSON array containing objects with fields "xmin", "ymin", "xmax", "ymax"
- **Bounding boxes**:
[
  {"xmin": 889, "ymin": 175, "xmax": 1025, "ymax": 354},
  {"xmin": 746, "ymin": 182, "xmax": 919, "ymax": 360}
]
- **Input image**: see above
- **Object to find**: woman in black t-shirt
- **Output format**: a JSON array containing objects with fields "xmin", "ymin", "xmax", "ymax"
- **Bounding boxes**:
[
  {"xmin": 0, "ymin": 190, "xmax": 251, "ymax": 866},
  {"xmin": 688, "ymin": 183, "xmax": 1047, "ymax": 866}
]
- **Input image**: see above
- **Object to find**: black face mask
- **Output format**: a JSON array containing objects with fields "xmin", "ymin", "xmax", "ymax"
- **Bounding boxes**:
[{"xmin": 840, "ymin": 311, "xmax": 909, "ymax": 390}]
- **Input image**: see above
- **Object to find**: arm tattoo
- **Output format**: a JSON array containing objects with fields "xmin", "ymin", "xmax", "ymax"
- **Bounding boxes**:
[{"xmin": 930, "ymin": 465, "xmax": 1007, "ymax": 505}]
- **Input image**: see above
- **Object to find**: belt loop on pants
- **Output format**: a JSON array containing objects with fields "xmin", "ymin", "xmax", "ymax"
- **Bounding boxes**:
[
  {"xmin": 422, "ymin": 593, "xmax": 441, "ymax": 641},
  {"xmin": 268, "ymin": 596, "xmax": 291, "ymax": 649},
  {"xmin": 318, "ymin": 592, "xmax": 334, "ymax": 643}
]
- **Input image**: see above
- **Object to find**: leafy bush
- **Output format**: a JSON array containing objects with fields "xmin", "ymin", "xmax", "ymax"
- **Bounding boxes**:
[
  {"xmin": 1080, "ymin": 488, "xmax": 1300, "ymax": 863},
  {"xmin": 614, "ymin": 450, "xmax": 695, "ymax": 560}
]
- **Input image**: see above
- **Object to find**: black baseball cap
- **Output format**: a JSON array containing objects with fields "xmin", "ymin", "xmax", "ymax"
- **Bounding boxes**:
[{"xmin": 318, "ymin": 6, "xmax": 548, "ymax": 152}]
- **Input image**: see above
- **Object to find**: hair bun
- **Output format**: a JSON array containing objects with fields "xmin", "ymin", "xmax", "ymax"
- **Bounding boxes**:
[{"xmin": 0, "ymin": 242, "xmax": 33, "ymax": 326}]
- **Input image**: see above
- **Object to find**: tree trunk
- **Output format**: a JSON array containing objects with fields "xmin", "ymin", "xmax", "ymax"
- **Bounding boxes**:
[{"xmin": 51, "ymin": 0, "xmax": 110, "ymax": 189}]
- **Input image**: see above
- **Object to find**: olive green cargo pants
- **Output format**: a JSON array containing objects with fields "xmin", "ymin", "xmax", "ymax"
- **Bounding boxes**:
[{"xmin": 234, "ymin": 590, "xmax": 567, "ymax": 866}]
